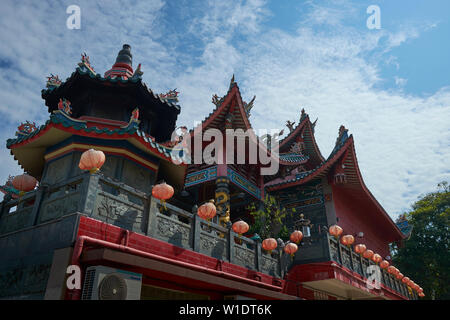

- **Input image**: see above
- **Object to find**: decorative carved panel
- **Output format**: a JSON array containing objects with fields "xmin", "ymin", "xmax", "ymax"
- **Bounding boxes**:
[
  {"xmin": 39, "ymin": 192, "xmax": 80, "ymax": 223},
  {"xmin": 155, "ymin": 215, "xmax": 191, "ymax": 249},
  {"xmin": 234, "ymin": 246, "xmax": 255, "ymax": 269},
  {"xmin": 261, "ymin": 255, "xmax": 278, "ymax": 276}
]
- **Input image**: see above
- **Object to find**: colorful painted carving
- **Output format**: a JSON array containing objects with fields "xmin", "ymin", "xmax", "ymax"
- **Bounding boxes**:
[
  {"xmin": 212, "ymin": 94, "xmax": 223, "ymax": 106},
  {"xmin": 57, "ymin": 98, "xmax": 72, "ymax": 115},
  {"xmin": 243, "ymin": 95, "xmax": 255, "ymax": 117},
  {"xmin": 132, "ymin": 63, "xmax": 143, "ymax": 78},
  {"xmin": 335, "ymin": 125, "xmax": 349, "ymax": 147},
  {"xmin": 215, "ymin": 177, "xmax": 230, "ymax": 217},
  {"xmin": 16, "ymin": 121, "xmax": 37, "ymax": 136},
  {"xmin": 159, "ymin": 89, "xmax": 179, "ymax": 103},
  {"xmin": 286, "ymin": 120, "xmax": 296, "ymax": 132},
  {"xmin": 131, "ymin": 107, "xmax": 139, "ymax": 121},
  {"xmin": 78, "ymin": 52, "xmax": 96, "ymax": 74},
  {"xmin": 46, "ymin": 74, "xmax": 61, "ymax": 89}
]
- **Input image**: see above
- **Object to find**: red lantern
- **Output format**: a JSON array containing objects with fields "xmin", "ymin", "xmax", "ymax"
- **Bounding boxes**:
[
  {"xmin": 232, "ymin": 220, "xmax": 249, "ymax": 237},
  {"xmin": 262, "ymin": 238, "xmax": 277, "ymax": 254},
  {"xmin": 402, "ymin": 276, "xmax": 410, "ymax": 284},
  {"xmin": 79, "ymin": 149, "xmax": 105, "ymax": 173},
  {"xmin": 152, "ymin": 182, "xmax": 174, "ymax": 210},
  {"xmin": 418, "ymin": 292, "xmax": 425, "ymax": 298},
  {"xmin": 284, "ymin": 242, "xmax": 298, "ymax": 257},
  {"xmin": 387, "ymin": 266, "xmax": 396, "ymax": 274},
  {"xmin": 363, "ymin": 249, "xmax": 374, "ymax": 259},
  {"xmin": 418, "ymin": 287, "xmax": 423, "ymax": 293},
  {"xmin": 379, "ymin": 260, "xmax": 389, "ymax": 269},
  {"xmin": 197, "ymin": 200, "xmax": 216, "ymax": 221},
  {"xmin": 340, "ymin": 235, "xmax": 355, "ymax": 247},
  {"xmin": 354, "ymin": 244, "xmax": 367, "ymax": 255},
  {"xmin": 12, "ymin": 174, "xmax": 37, "ymax": 196},
  {"xmin": 396, "ymin": 272, "xmax": 404, "ymax": 280},
  {"xmin": 407, "ymin": 280, "xmax": 414, "ymax": 287},
  {"xmin": 371, "ymin": 253, "xmax": 382, "ymax": 264},
  {"xmin": 329, "ymin": 225, "xmax": 343, "ymax": 239},
  {"xmin": 290, "ymin": 230, "xmax": 303, "ymax": 244}
]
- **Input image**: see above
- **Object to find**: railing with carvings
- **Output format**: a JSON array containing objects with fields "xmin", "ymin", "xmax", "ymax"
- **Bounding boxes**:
[
  {"xmin": 148, "ymin": 198, "xmax": 287, "ymax": 278},
  {"xmin": 0, "ymin": 172, "xmax": 288, "ymax": 278},
  {"xmin": 326, "ymin": 233, "xmax": 417, "ymax": 300}
]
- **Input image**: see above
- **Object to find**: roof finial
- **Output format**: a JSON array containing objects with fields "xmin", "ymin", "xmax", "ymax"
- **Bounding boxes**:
[
  {"xmin": 104, "ymin": 44, "xmax": 134, "ymax": 79},
  {"xmin": 229, "ymin": 74, "xmax": 236, "ymax": 89}
]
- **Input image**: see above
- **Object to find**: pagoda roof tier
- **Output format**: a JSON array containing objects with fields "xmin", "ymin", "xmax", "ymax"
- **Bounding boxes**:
[
  {"xmin": 41, "ymin": 65, "xmax": 180, "ymax": 143},
  {"xmin": 7, "ymin": 111, "xmax": 185, "ymax": 186},
  {"xmin": 42, "ymin": 66, "xmax": 180, "ymax": 114},
  {"xmin": 266, "ymin": 128, "xmax": 405, "ymax": 242}
]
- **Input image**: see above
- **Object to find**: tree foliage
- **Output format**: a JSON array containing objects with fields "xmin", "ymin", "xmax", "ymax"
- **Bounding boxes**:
[
  {"xmin": 247, "ymin": 194, "xmax": 295, "ymax": 241},
  {"xmin": 391, "ymin": 182, "xmax": 450, "ymax": 300}
]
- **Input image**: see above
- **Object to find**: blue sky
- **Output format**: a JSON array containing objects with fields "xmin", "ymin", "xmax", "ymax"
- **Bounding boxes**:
[{"xmin": 0, "ymin": 0, "xmax": 449, "ymax": 218}]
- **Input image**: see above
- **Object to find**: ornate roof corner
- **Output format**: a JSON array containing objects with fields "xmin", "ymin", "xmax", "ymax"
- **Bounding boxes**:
[
  {"xmin": 159, "ymin": 89, "xmax": 179, "ymax": 104},
  {"xmin": 46, "ymin": 74, "xmax": 62, "ymax": 90},
  {"xmin": 286, "ymin": 120, "xmax": 296, "ymax": 133},
  {"xmin": 131, "ymin": 63, "xmax": 143, "ymax": 80},
  {"xmin": 16, "ymin": 121, "xmax": 38, "ymax": 136},
  {"xmin": 243, "ymin": 95, "xmax": 255, "ymax": 117},
  {"xmin": 211, "ymin": 93, "xmax": 224, "ymax": 107},
  {"xmin": 78, "ymin": 52, "xmax": 96, "ymax": 76}
]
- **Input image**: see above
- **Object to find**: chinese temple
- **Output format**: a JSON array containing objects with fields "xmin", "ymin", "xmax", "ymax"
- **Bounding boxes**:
[{"xmin": 0, "ymin": 45, "xmax": 421, "ymax": 300}]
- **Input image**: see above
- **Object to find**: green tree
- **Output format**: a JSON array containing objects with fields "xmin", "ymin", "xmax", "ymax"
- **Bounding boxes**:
[
  {"xmin": 391, "ymin": 182, "xmax": 450, "ymax": 300},
  {"xmin": 247, "ymin": 194, "xmax": 295, "ymax": 241}
]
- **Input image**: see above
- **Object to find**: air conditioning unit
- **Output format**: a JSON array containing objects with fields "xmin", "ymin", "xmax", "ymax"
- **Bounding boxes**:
[
  {"xmin": 224, "ymin": 295, "xmax": 256, "ymax": 300},
  {"xmin": 81, "ymin": 265, "xmax": 142, "ymax": 300}
]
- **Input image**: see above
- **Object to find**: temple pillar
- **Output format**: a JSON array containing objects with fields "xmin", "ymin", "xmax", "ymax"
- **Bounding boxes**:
[{"xmin": 215, "ymin": 176, "xmax": 230, "ymax": 226}]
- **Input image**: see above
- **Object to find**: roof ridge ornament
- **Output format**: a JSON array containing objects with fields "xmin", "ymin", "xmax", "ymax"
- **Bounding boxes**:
[
  {"xmin": 243, "ymin": 95, "xmax": 255, "ymax": 117},
  {"xmin": 16, "ymin": 121, "xmax": 38, "ymax": 136},
  {"xmin": 212, "ymin": 93, "xmax": 224, "ymax": 106},
  {"xmin": 335, "ymin": 125, "xmax": 349, "ymax": 147},
  {"xmin": 131, "ymin": 63, "xmax": 143, "ymax": 79},
  {"xmin": 229, "ymin": 74, "xmax": 236, "ymax": 89},
  {"xmin": 57, "ymin": 98, "xmax": 72, "ymax": 116},
  {"xmin": 46, "ymin": 74, "xmax": 62, "ymax": 89},
  {"xmin": 78, "ymin": 52, "xmax": 96, "ymax": 75},
  {"xmin": 159, "ymin": 89, "xmax": 179, "ymax": 104},
  {"xmin": 286, "ymin": 120, "xmax": 296, "ymax": 133},
  {"xmin": 299, "ymin": 108, "xmax": 307, "ymax": 122}
]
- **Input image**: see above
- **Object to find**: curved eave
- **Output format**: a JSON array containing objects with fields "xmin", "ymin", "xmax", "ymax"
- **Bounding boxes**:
[
  {"xmin": 267, "ymin": 136, "xmax": 405, "ymax": 241},
  {"xmin": 277, "ymin": 116, "xmax": 325, "ymax": 167},
  {"xmin": 41, "ymin": 67, "xmax": 180, "ymax": 114},
  {"xmin": 7, "ymin": 119, "xmax": 185, "ymax": 180},
  {"xmin": 189, "ymin": 84, "xmax": 252, "ymax": 135}
]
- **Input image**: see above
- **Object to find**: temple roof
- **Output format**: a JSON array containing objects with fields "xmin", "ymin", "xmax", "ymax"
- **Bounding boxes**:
[
  {"xmin": 276, "ymin": 109, "xmax": 324, "ymax": 169},
  {"xmin": 41, "ymin": 65, "xmax": 180, "ymax": 115},
  {"xmin": 7, "ymin": 110, "xmax": 185, "ymax": 183},
  {"xmin": 266, "ymin": 126, "xmax": 405, "ymax": 242}
]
